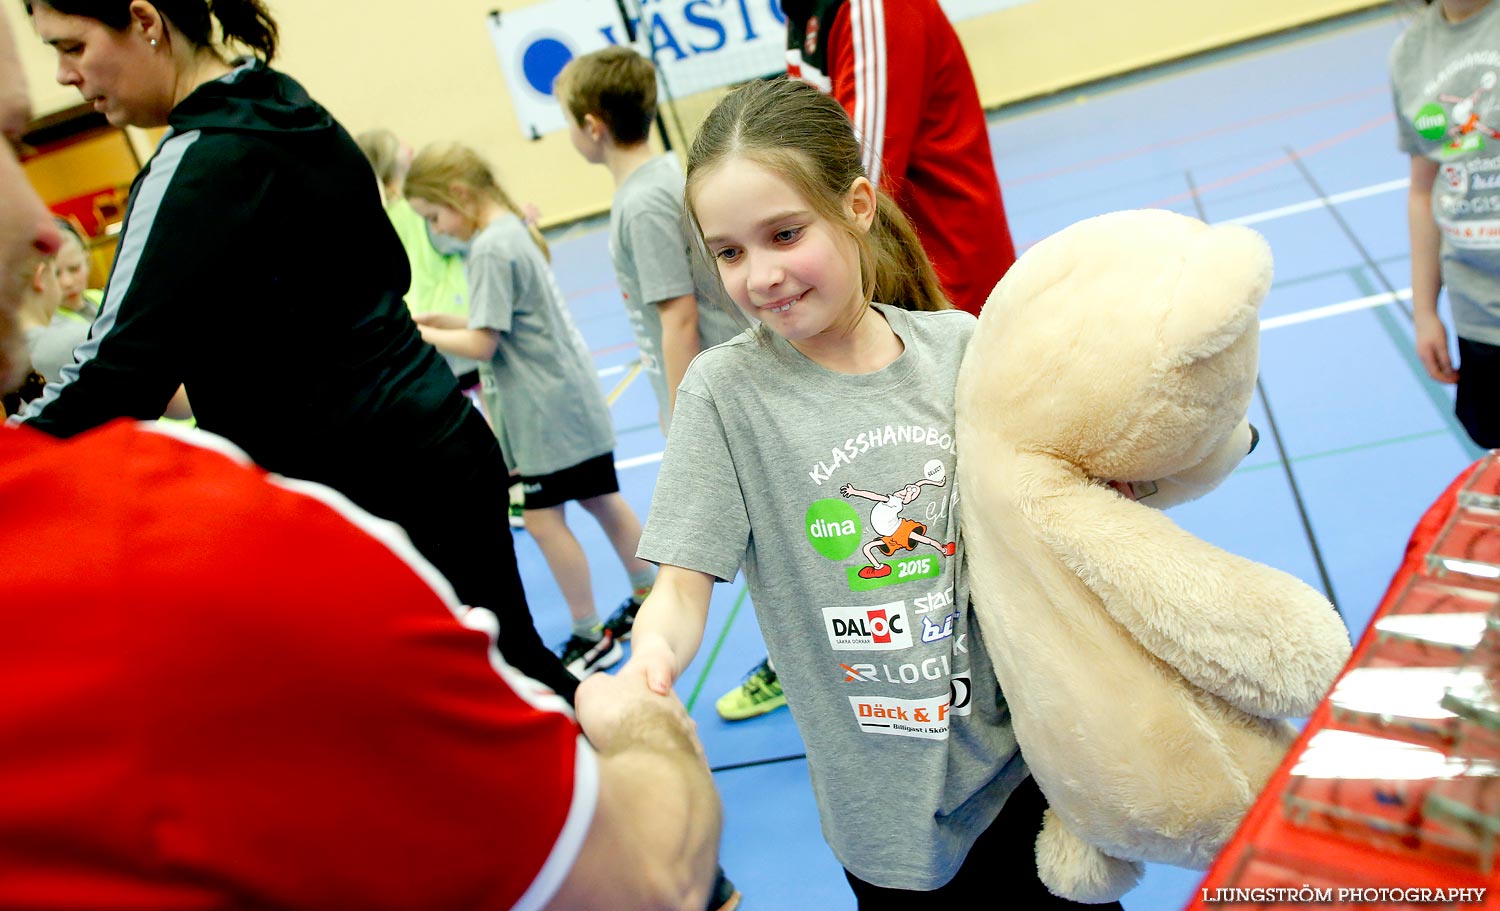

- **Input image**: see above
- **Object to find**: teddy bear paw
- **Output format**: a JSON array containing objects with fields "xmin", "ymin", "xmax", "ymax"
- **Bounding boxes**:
[{"xmin": 1035, "ymin": 808, "xmax": 1145, "ymax": 903}]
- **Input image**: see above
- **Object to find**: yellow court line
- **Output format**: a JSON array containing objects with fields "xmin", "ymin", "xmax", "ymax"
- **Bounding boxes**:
[{"xmin": 606, "ymin": 360, "xmax": 644, "ymax": 406}]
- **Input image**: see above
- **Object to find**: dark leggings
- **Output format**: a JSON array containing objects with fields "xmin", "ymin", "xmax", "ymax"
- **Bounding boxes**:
[
  {"xmin": 1456, "ymin": 336, "xmax": 1500, "ymax": 450},
  {"xmin": 342, "ymin": 408, "xmax": 578, "ymax": 704},
  {"xmin": 844, "ymin": 776, "xmax": 1128, "ymax": 910}
]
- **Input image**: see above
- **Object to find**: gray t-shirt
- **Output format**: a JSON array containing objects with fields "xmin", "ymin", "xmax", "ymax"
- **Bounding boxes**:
[
  {"xmin": 467, "ymin": 214, "xmax": 615, "ymax": 476},
  {"xmin": 640, "ymin": 304, "xmax": 1024, "ymax": 890},
  {"xmin": 27, "ymin": 311, "xmax": 92, "ymax": 385},
  {"xmin": 609, "ymin": 154, "xmax": 746, "ymax": 425},
  {"xmin": 1392, "ymin": 0, "xmax": 1500, "ymax": 344}
]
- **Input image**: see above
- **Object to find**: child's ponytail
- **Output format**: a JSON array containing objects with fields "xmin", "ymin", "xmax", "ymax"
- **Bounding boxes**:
[
  {"xmin": 493, "ymin": 184, "xmax": 550, "ymax": 262},
  {"xmin": 870, "ymin": 193, "xmax": 950, "ymax": 313}
]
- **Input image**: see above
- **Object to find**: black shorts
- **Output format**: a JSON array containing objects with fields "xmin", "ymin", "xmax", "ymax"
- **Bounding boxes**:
[
  {"xmin": 519, "ymin": 452, "xmax": 620, "ymax": 510},
  {"xmin": 453, "ymin": 369, "xmax": 481, "ymax": 394},
  {"xmin": 1457, "ymin": 336, "xmax": 1500, "ymax": 450}
]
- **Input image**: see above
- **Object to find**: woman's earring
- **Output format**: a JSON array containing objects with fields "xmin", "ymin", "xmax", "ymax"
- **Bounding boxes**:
[{"xmin": 150, "ymin": 38, "xmax": 158, "ymax": 47}]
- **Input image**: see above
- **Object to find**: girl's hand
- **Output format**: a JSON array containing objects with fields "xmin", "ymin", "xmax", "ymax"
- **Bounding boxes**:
[
  {"xmin": 574, "ymin": 669, "xmax": 697, "ymax": 756},
  {"xmin": 620, "ymin": 632, "xmax": 681, "ymax": 696},
  {"xmin": 412, "ymin": 312, "xmax": 467, "ymax": 330},
  {"xmin": 1414, "ymin": 311, "xmax": 1458, "ymax": 384}
]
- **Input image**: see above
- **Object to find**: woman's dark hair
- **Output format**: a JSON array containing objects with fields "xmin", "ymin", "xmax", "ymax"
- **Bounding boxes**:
[{"xmin": 24, "ymin": 0, "xmax": 279, "ymax": 61}]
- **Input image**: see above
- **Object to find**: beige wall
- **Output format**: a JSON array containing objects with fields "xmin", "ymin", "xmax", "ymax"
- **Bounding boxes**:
[
  {"xmin": 962, "ymin": 0, "xmax": 1388, "ymax": 108},
  {"xmin": 13, "ymin": 0, "xmax": 1388, "ymax": 227}
]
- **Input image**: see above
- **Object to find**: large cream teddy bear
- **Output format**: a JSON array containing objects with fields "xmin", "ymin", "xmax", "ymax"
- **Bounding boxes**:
[{"xmin": 954, "ymin": 209, "xmax": 1352, "ymax": 903}]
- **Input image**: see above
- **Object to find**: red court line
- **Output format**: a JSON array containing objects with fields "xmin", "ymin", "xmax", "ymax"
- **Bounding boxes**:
[
  {"xmin": 565, "ymin": 279, "xmax": 618, "ymax": 301},
  {"xmin": 556, "ymin": 279, "xmax": 635, "ymax": 357},
  {"xmin": 1005, "ymin": 85, "xmax": 1388, "ymax": 188},
  {"xmin": 593, "ymin": 340, "xmax": 639, "ymax": 358},
  {"xmin": 1014, "ymin": 111, "xmax": 1395, "ymax": 251},
  {"xmin": 1140, "ymin": 111, "xmax": 1393, "ymax": 210}
]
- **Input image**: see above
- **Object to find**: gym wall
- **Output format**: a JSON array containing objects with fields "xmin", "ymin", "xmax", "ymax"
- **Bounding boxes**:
[{"xmin": 13, "ymin": 0, "xmax": 1387, "ymax": 228}]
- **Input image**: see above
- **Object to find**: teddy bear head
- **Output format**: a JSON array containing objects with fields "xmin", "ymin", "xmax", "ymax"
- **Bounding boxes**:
[{"xmin": 968, "ymin": 209, "xmax": 1273, "ymax": 491}]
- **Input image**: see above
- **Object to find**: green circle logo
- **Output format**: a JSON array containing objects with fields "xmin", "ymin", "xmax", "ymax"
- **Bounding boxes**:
[
  {"xmin": 806, "ymin": 498, "xmax": 861, "ymax": 560},
  {"xmin": 1415, "ymin": 103, "xmax": 1448, "ymax": 141}
]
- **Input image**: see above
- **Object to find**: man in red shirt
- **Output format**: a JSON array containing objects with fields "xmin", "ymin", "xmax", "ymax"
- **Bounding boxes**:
[
  {"xmin": 784, "ymin": 0, "xmax": 1017, "ymax": 317},
  {"xmin": 0, "ymin": 11, "xmax": 720, "ymax": 908}
]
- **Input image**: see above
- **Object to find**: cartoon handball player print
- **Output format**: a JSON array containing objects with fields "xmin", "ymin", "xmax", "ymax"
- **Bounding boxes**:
[
  {"xmin": 839, "ymin": 459, "xmax": 956, "ymax": 579},
  {"xmin": 1441, "ymin": 70, "xmax": 1500, "ymax": 149}
]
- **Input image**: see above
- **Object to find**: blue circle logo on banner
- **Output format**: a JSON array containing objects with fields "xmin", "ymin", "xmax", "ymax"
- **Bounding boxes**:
[{"xmin": 521, "ymin": 37, "xmax": 574, "ymax": 96}]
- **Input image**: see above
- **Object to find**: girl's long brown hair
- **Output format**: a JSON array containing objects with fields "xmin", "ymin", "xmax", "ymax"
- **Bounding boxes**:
[{"xmin": 685, "ymin": 77, "xmax": 949, "ymax": 322}]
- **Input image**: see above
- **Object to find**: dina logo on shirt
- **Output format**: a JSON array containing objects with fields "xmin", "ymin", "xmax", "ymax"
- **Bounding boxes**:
[
  {"xmin": 821, "ymin": 603, "xmax": 912, "ymax": 651},
  {"xmin": 805, "ymin": 498, "xmax": 862, "ymax": 560}
]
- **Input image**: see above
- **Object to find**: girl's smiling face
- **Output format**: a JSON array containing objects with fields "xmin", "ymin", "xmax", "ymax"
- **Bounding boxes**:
[{"xmin": 693, "ymin": 155, "xmax": 874, "ymax": 352}]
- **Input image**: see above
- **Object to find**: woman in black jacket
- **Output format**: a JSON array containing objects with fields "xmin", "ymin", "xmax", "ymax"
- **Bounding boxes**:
[{"xmin": 22, "ymin": 0, "xmax": 578, "ymax": 700}]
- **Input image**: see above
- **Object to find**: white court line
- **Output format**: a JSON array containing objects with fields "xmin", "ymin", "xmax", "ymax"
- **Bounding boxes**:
[
  {"xmin": 1224, "ymin": 177, "xmax": 1409, "ymax": 227},
  {"xmin": 1224, "ymin": 176, "xmax": 1413, "ymax": 332},
  {"xmin": 608, "ymin": 179, "xmax": 1414, "ymax": 471},
  {"xmin": 615, "ymin": 450, "xmax": 665, "ymax": 471},
  {"xmin": 612, "ymin": 290, "xmax": 1414, "ymax": 472},
  {"xmin": 598, "ymin": 363, "xmax": 628, "ymax": 378},
  {"xmin": 1262, "ymin": 288, "xmax": 1412, "ymax": 331}
]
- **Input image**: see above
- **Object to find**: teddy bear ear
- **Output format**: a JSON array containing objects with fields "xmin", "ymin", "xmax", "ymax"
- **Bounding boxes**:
[{"xmin": 1157, "ymin": 216, "xmax": 1274, "ymax": 367}]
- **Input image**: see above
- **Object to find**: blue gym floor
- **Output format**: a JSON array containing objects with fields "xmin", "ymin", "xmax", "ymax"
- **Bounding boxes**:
[{"xmin": 525, "ymin": 9, "xmax": 1485, "ymax": 908}]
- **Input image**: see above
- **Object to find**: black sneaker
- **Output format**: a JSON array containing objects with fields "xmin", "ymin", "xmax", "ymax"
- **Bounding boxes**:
[
  {"xmin": 602, "ymin": 597, "xmax": 642, "ymax": 642},
  {"xmin": 559, "ymin": 630, "xmax": 623, "ymax": 679}
]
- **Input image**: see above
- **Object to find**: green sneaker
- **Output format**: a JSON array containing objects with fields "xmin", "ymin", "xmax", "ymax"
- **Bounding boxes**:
[
  {"xmin": 716, "ymin": 657, "xmax": 786, "ymax": 721},
  {"xmin": 508, "ymin": 482, "xmax": 525, "ymax": 530}
]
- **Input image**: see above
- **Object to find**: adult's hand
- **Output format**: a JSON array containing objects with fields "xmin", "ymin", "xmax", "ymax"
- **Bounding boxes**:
[{"xmin": 575, "ymin": 665, "xmax": 697, "ymax": 756}]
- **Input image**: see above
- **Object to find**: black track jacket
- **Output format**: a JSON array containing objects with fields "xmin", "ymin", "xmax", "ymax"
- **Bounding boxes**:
[{"xmin": 21, "ymin": 61, "xmax": 476, "ymax": 488}]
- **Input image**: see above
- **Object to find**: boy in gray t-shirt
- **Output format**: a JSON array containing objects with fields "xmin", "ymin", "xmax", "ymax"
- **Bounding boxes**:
[
  {"xmin": 1391, "ymin": 0, "xmax": 1500, "ymax": 447},
  {"xmin": 555, "ymin": 47, "xmax": 745, "ymax": 434}
]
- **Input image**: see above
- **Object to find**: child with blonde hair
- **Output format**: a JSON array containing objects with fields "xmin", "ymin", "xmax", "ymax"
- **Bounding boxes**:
[
  {"xmin": 355, "ymin": 129, "xmax": 477, "ymax": 384},
  {"xmin": 405, "ymin": 143, "xmax": 655, "ymax": 678},
  {"xmin": 622, "ymin": 78, "xmax": 1118, "ymax": 908},
  {"xmin": 49, "ymin": 219, "xmax": 97, "ymax": 321}
]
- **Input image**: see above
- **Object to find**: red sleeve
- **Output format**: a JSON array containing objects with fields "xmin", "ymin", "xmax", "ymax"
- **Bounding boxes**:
[
  {"xmin": 826, "ymin": 0, "xmax": 925, "ymax": 192},
  {"xmin": 0, "ymin": 422, "xmax": 594, "ymax": 911}
]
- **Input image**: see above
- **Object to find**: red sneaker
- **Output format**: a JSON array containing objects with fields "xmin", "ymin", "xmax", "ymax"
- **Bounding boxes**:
[
  {"xmin": 858, "ymin": 564, "xmax": 893, "ymax": 579},
  {"xmin": 942, "ymin": 542, "xmax": 956, "ymax": 556}
]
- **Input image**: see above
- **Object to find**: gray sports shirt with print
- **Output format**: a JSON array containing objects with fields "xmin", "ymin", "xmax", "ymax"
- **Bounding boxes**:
[
  {"xmin": 1392, "ymin": 0, "xmax": 1500, "ymax": 344},
  {"xmin": 609, "ymin": 154, "xmax": 746, "ymax": 425},
  {"xmin": 639, "ymin": 304, "xmax": 1024, "ymax": 890},
  {"xmin": 467, "ymin": 214, "xmax": 615, "ymax": 476}
]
